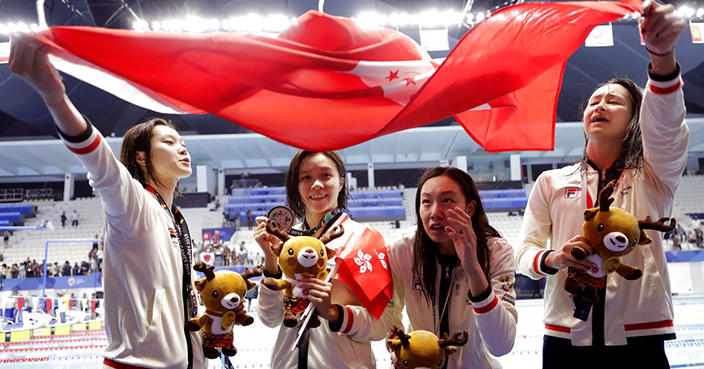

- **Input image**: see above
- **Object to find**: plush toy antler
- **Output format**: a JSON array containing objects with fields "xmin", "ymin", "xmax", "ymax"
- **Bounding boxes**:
[
  {"xmin": 598, "ymin": 182, "xmax": 615, "ymax": 211},
  {"xmin": 638, "ymin": 216, "xmax": 676, "ymax": 232},
  {"xmin": 320, "ymin": 226, "xmax": 344, "ymax": 245},
  {"xmin": 437, "ymin": 331, "xmax": 468, "ymax": 348},
  {"xmin": 266, "ymin": 220, "xmax": 290, "ymax": 243},
  {"xmin": 241, "ymin": 265, "xmax": 263, "ymax": 280},
  {"xmin": 193, "ymin": 262, "xmax": 216, "ymax": 281},
  {"xmin": 389, "ymin": 325, "xmax": 412, "ymax": 349}
]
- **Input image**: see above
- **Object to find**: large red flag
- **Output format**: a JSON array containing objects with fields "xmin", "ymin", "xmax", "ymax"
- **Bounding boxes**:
[
  {"xmin": 26, "ymin": 1, "xmax": 639, "ymax": 152},
  {"xmin": 335, "ymin": 225, "xmax": 393, "ymax": 319}
]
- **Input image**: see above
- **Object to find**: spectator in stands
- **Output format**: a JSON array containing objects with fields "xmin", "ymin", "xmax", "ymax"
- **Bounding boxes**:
[
  {"xmin": 387, "ymin": 166, "xmax": 517, "ymax": 368},
  {"xmin": 62, "ymin": 261, "xmax": 71, "ymax": 276},
  {"xmin": 71, "ymin": 210, "xmax": 80, "ymax": 227},
  {"xmin": 246, "ymin": 209, "xmax": 254, "ymax": 230},
  {"xmin": 223, "ymin": 244, "xmax": 231, "ymax": 266},
  {"xmin": 11, "ymin": 263, "xmax": 19, "ymax": 279},
  {"xmin": 60, "ymin": 211, "xmax": 67, "ymax": 227},
  {"xmin": 514, "ymin": 4, "xmax": 687, "ymax": 367},
  {"xmin": 73, "ymin": 262, "xmax": 80, "ymax": 276},
  {"xmin": 3, "ymin": 230, "xmax": 9, "ymax": 249},
  {"xmin": 254, "ymin": 150, "xmax": 396, "ymax": 368},
  {"xmin": 24, "ymin": 258, "xmax": 34, "ymax": 278},
  {"xmin": 9, "ymin": 34, "xmax": 235, "ymax": 368},
  {"xmin": 80, "ymin": 260, "xmax": 90, "ymax": 275}
]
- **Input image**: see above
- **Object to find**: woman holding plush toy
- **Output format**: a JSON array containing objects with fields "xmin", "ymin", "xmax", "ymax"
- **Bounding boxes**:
[
  {"xmin": 254, "ymin": 150, "xmax": 396, "ymax": 369},
  {"xmin": 387, "ymin": 166, "xmax": 518, "ymax": 369},
  {"xmin": 9, "ymin": 35, "xmax": 212, "ymax": 368},
  {"xmin": 514, "ymin": 1, "xmax": 687, "ymax": 368}
]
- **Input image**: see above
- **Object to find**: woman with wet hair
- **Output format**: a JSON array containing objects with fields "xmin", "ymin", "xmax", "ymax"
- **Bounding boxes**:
[
  {"xmin": 10, "ymin": 34, "xmax": 213, "ymax": 368},
  {"xmin": 388, "ymin": 166, "xmax": 518, "ymax": 368},
  {"xmin": 515, "ymin": 1, "xmax": 688, "ymax": 367}
]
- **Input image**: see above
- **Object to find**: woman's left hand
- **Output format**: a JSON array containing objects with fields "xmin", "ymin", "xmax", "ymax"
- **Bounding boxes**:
[
  {"xmin": 446, "ymin": 207, "xmax": 489, "ymax": 294},
  {"xmin": 640, "ymin": 0, "xmax": 686, "ymax": 56},
  {"xmin": 446, "ymin": 207, "xmax": 479, "ymax": 267},
  {"xmin": 300, "ymin": 277, "xmax": 339, "ymax": 323}
]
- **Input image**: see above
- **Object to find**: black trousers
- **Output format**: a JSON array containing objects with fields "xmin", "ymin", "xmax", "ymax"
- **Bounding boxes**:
[{"xmin": 543, "ymin": 335, "xmax": 670, "ymax": 369}]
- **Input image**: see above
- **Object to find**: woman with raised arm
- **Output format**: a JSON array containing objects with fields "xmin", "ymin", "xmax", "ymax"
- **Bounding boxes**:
[
  {"xmin": 10, "ymin": 34, "xmax": 213, "ymax": 369},
  {"xmin": 514, "ymin": 1, "xmax": 688, "ymax": 367}
]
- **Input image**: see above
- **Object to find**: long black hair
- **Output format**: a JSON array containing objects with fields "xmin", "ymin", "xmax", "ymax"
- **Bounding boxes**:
[{"xmin": 412, "ymin": 166, "xmax": 501, "ymax": 305}]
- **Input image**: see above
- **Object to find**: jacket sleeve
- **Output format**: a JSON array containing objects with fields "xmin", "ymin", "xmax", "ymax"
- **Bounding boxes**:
[
  {"xmin": 333, "ymin": 299, "xmax": 399, "ymax": 342},
  {"xmin": 640, "ymin": 67, "xmax": 689, "ymax": 198},
  {"xmin": 471, "ymin": 237, "xmax": 518, "ymax": 357},
  {"xmin": 515, "ymin": 173, "xmax": 557, "ymax": 279},
  {"xmin": 256, "ymin": 279, "xmax": 284, "ymax": 328},
  {"xmin": 56, "ymin": 121, "xmax": 159, "ymax": 240}
]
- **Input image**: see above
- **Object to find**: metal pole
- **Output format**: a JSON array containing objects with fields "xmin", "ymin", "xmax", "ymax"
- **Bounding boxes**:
[{"xmin": 42, "ymin": 239, "xmax": 101, "ymax": 298}]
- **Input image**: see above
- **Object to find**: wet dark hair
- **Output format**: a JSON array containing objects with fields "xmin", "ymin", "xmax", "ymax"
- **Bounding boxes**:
[
  {"xmin": 119, "ymin": 118, "xmax": 182, "ymax": 197},
  {"xmin": 285, "ymin": 150, "xmax": 349, "ymax": 219},
  {"xmin": 579, "ymin": 78, "xmax": 644, "ymax": 171},
  {"xmin": 412, "ymin": 166, "xmax": 500, "ymax": 305}
]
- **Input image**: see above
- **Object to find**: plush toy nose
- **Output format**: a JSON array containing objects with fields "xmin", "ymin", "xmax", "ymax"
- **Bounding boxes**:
[
  {"xmin": 221, "ymin": 293, "xmax": 241, "ymax": 309},
  {"xmin": 603, "ymin": 232, "xmax": 628, "ymax": 252},
  {"xmin": 297, "ymin": 247, "xmax": 319, "ymax": 268}
]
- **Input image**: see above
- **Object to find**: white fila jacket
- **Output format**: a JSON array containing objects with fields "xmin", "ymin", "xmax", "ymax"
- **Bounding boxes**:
[
  {"xmin": 58, "ymin": 124, "xmax": 205, "ymax": 369},
  {"xmin": 515, "ymin": 71, "xmax": 688, "ymax": 346},
  {"xmin": 388, "ymin": 227, "xmax": 518, "ymax": 369}
]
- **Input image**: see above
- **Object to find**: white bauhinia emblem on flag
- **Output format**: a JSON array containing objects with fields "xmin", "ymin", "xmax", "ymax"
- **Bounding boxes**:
[
  {"xmin": 375, "ymin": 249, "xmax": 388, "ymax": 270},
  {"xmin": 354, "ymin": 249, "xmax": 373, "ymax": 273}
]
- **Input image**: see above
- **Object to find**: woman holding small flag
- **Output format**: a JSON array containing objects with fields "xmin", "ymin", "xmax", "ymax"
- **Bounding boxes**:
[
  {"xmin": 515, "ymin": 1, "xmax": 687, "ymax": 367},
  {"xmin": 387, "ymin": 166, "xmax": 518, "ymax": 369},
  {"xmin": 254, "ymin": 150, "xmax": 396, "ymax": 369}
]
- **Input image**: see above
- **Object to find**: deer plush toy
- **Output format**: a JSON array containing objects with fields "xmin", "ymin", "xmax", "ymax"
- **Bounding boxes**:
[
  {"xmin": 186, "ymin": 262, "xmax": 262, "ymax": 359},
  {"xmin": 387, "ymin": 326, "xmax": 468, "ymax": 369},
  {"xmin": 565, "ymin": 182, "xmax": 675, "ymax": 310},
  {"xmin": 261, "ymin": 220, "xmax": 343, "ymax": 328}
]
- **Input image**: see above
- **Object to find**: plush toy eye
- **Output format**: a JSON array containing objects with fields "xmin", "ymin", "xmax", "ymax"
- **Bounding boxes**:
[
  {"xmin": 633, "ymin": 239, "xmax": 638, "ymax": 245},
  {"xmin": 212, "ymin": 291, "xmax": 218, "ymax": 299},
  {"xmin": 402, "ymin": 360, "xmax": 409, "ymax": 367},
  {"xmin": 438, "ymin": 359, "xmax": 444, "ymax": 367},
  {"xmin": 288, "ymin": 248, "xmax": 294, "ymax": 256},
  {"xmin": 597, "ymin": 223, "xmax": 604, "ymax": 231},
  {"xmin": 320, "ymin": 249, "xmax": 324, "ymax": 257}
]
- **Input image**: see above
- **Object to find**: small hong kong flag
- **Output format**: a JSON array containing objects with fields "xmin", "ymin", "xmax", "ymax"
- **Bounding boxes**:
[{"xmin": 335, "ymin": 226, "xmax": 393, "ymax": 319}]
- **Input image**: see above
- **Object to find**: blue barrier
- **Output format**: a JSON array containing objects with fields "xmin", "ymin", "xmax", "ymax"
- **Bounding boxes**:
[
  {"xmin": 666, "ymin": 250, "xmax": 704, "ymax": 263},
  {"xmin": 481, "ymin": 197, "xmax": 528, "ymax": 211},
  {"xmin": 225, "ymin": 202, "xmax": 286, "ymax": 213},
  {"xmin": 479, "ymin": 189, "xmax": 527, "ymax": 198},
  {"xmin": 348, "ymin": 206, "xmax": 406, "ymax": 221},
  {"xmin": 0, "ymin": 212, "xmax": 24, "ymax": 222},
  {"xmin": 0, "ymin": 203, "xmax": 35, "ymax": 214},
  {"xmin": 349, "ymin": 190, "xmax": 403, "ymax": 199},
  {"xmin": 0, "ymin": 273, "xmax": 102, "ymax": 292},
  {"xmin": 231, "ymin": 187, "xmax": 286, "ymax": 196},
  {"xmin": 0, "ymin": 220, "xmax": 9, "ymax": 226},
  {"xmin": 228, "ymin": 194, "xmax": 287, "ymax": 203}
]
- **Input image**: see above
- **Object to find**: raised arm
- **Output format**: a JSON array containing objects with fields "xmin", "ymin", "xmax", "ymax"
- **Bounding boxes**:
[{"xmin": 9, "ymin": 33, "xmax": 87, "ymax": 136}]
